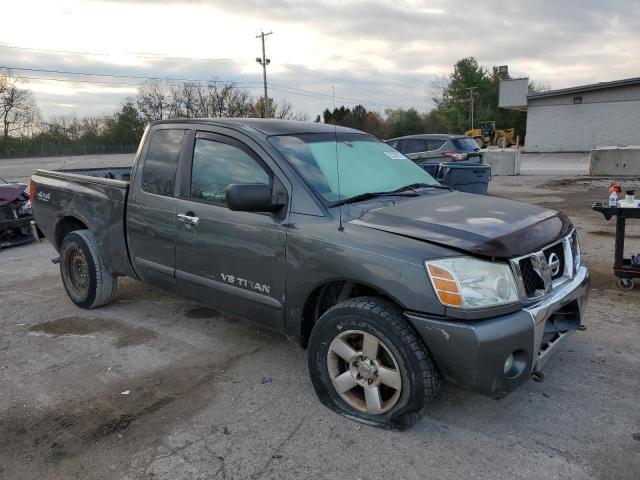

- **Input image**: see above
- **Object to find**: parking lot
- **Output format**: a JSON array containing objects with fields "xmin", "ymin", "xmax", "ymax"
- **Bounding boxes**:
[{"xmin": 1, "ymin": 154, "xmax": 639, "ymax": 479}]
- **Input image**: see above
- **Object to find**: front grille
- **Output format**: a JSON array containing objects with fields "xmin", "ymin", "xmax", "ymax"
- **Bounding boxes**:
[
  {"xmin": 512, "ymin": 232, "xmax": 578, "ymax": 300},
  {"xmin": 543, "ymin": 242, "xmax": 565, "ymax": 280},
  {"xmin": 0, "ymin": 207, "xmax": 17, "ymax": 221},
  {"xmin": 519, "ymin": 258, "xmax": 544, "ymax": 296}
]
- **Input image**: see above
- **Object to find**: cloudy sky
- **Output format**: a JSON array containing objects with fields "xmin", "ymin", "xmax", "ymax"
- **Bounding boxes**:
[{"xmin": 1, "ymin": 0, "xmax": 638, "ymax": 119}]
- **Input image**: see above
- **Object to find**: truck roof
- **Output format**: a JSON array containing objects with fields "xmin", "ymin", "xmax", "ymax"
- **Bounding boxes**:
[{"xmin": 150, "ymin": 118, "xmax": 363, "ymax": 136}]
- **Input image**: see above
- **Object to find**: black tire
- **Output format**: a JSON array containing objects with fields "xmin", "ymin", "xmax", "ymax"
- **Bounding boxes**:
[
  {"xmin": 618, "ymin": 278, "xmax": 635, "ymax": 291},
  {"xmin": 59, "ymin": 230, "xmax": 117, "ymax": 309},
  {"xmin": 308, "ymin": 296, "xmax": 440, "ymax": 430}
]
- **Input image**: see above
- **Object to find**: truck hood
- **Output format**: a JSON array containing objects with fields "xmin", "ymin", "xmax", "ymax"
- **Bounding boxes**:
[{"xmin": 350, "ymin": 191, "xmax": 572, "ymax": 259}]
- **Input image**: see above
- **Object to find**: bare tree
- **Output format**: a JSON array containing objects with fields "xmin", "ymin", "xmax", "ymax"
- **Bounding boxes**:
[
  {"xmin": 136, "ymin": 81, "xmax": 171, "ymax": 121},
  {"xmin": 133, "ymin": 78, "xmax": 305, "ymax": 122},
  {"xmin": 79, "ymin": 116, "xmax": 104, "ymax": 137},
  {"xmin": 427, "ymin": 75, "xmax": 449, "ymax": 104},
  {"xmin": 0, "ymin": 72, "xmax": 39, "ymax": 141},
  {"xmin": 200, "ymin": 80, "xmax": 254, "ymax": 118},
  {"xmin": 254, "ymin": 97, "xmax": 306, "ymax": 121},
  {"xmin": 179, "ymin": 82, "xmax": 201, "ymax": 118}
]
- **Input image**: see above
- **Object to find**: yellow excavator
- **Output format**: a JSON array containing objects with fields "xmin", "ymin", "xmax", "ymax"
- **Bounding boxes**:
[{"xmin": 465, "ymin": 121, "xmax": 515, "ymax": 148}]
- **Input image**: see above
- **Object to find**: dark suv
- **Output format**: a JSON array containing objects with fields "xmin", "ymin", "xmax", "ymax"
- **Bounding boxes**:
[{"xmin": 386, "ymin": 134, "xmax": 482, "ymax": 164}]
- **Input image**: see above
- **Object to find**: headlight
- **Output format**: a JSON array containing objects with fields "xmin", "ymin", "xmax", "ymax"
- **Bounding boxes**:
[
  {"xmin": 425, "ymin": 257, "xmax": 519, "ymax": 309},
  {"xmin": 570, "ymin": 231, "xmax": 581, "ymax": 274},
  {"xmin": 17, "ymin": 200, "xmax": 32, "ymax": 216}
]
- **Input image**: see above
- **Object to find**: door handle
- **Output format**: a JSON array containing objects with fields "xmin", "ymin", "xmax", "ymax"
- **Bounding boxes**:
[{"xmin": 177, "ymin": 213, "xmax": 200, "ymax": 226}]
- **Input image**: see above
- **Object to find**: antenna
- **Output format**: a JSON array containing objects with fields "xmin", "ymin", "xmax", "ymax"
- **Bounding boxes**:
[{"xmin": 332, "ymin": 86, "xmax": 344, "ymax": 231}]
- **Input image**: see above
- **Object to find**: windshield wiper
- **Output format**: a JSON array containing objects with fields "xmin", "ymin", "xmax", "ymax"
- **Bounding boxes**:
[
  {"xmin": 389, "ymin": 182, "xmax": 449, "ymax": 193},
  {"xmin": 331, "ymin": 186, "xmax": 426, "ymax": 207},
  {"xmin": 331, "ymin": 192, "xmax": 394, "ymax": 207},
  {"xmin": 331, "ymin": 183, "xmax": 450, "ymax": 207}
]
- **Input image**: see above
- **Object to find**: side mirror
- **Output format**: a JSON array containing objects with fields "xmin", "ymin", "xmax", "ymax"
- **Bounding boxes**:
[{"xmin": 226, "ymin": 183, "xmax": 285, "ymax": 213}]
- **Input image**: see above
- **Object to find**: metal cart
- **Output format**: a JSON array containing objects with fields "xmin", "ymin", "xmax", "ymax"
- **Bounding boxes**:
[{"xmin": 592, "ymin": 203, "xmax": 640, "ymax": 290}]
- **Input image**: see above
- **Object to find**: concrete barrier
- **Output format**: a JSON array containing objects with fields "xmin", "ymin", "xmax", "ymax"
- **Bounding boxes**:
[
  {"xmin": 481, "ymin": 148, "xmax": 520, "ymax": 175},
  {"xmin": 589, "ymin": 146, "xmax": 640, "ymax": 176}
]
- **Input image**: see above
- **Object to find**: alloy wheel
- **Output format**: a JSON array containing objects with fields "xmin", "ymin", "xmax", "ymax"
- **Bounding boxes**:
[{"xmin": 326, "ymin": 330, "xmax": 402, "ymax": 414}]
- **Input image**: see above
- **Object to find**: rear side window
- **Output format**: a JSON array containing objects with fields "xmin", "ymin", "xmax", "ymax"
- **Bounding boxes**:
[
  {"xmin": 141, "ymin": 129, "xmax": 186, "ymax": 196},
  {"xmin": 190, "ymin": 138, "xmax": 270, "ymax": 204},
  {"xmin": 399, "ymin": 139, "xmax": 426, "ymax": 154},
  {"xmin": 426, "ymin": 139, "xmax": 445, "ymax": 151},
  {"xmin": 451, "ymin": 137, "xmax": 481, "ymax": 152}
]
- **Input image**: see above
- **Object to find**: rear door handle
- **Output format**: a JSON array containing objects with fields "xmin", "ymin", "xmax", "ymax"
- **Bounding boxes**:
[{"xmin": 177, "ymin": 212, "xmax": 200, "ymax": 226}]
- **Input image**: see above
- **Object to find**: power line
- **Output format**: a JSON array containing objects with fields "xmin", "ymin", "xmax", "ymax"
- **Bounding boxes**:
[
  {"xmin": 0, "ymin": 42, "xmax": 426, "ymax": 90},
  {"xmin": 0, "ymin": 42, "xmax": 241, "ymax": 63},
  {"xmin": 0, "ymin": 43, "xmax": 111, "ymax": 57},
  {"xmin": 1, "ymin": 67, "xmax": 425, "ymax": 109},
  {"xmin": 0, "ymin": 42, "xmax": 422, "ymax": 83},
  {"xmin": 281, "ymin": 63, "xmax": 421, "ymax": 100},
  {"xmin": 308, "ymin": 47, "xmax": 426, "ymax": 85},
  {"xmin": 268, "ymin": 83, "xmax": 421, "ymax": 109},
  {"xmin": 0, "ymin": 65, "xmax": 261, "ymax": 85}
]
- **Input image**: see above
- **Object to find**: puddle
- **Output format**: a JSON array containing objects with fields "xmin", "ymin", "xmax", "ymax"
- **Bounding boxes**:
[
  {"xmin": 184, "ymin": 307, "xmax": 219, "ymax": 319},
  {"xmin": 29, "ymin": 317, "xmax": 156, "ymax": 348}
]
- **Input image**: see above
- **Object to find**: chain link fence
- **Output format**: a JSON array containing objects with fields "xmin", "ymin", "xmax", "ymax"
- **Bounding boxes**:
[{"xmin": 0, "ymin": 142, "xmax": 138, "ymax": 159}]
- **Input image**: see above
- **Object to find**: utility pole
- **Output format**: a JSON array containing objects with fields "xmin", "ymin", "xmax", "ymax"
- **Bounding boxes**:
[
  {"xmin": 466, "ymin": 87, "xmax": 477, "ymax": 130},
  {"xmin": 255, "ymin": 30, "xmax": 272, "ymax": 118}
]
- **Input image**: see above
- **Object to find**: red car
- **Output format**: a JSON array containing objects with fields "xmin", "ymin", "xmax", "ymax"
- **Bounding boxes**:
[{"xmin": 0, "ymin": 176, "xmax": 39, "ymax": 248}]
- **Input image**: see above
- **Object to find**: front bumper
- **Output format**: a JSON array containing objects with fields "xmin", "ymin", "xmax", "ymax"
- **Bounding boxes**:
[
  {"xmin": 0, "ymin": 216, "xmax": 38, "ymax": 248},
  {"xmin": 405, "ymin": 265, "xmax": 590, "ymax": 398}
]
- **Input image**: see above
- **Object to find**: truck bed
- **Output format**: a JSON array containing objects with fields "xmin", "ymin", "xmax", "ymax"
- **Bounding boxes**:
[
  {"xmin": 30, "ymin": 167, "xmax": 136, "ymax": 278},
  {"xmin": 58, "ymin": 166, "xmax": 132, "ymax": 182}
]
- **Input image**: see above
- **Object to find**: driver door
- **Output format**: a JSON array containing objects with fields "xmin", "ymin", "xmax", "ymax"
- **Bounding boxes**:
[{"xmin": 174, "ymin": 131, "xmax": 288, "ymax": 330}]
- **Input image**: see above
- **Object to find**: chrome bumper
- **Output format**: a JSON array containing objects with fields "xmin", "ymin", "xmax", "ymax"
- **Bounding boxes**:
[{"xmin": 525, "ymin": 265, "xmax": 590, "ymax": 370}]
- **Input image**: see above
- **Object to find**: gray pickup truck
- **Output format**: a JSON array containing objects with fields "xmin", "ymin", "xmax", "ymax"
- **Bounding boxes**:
[{"xmin": 31, "ymin": 119, "xmax": 590, "ymax": 429}]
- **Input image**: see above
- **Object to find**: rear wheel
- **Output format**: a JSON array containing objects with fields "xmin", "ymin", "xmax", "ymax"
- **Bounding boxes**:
[
  {"xmin": 60, "ymin": 230, "xmax": 117, "ymax": 308},
  {"xmin": 618, "ymin": 278, "xmax": 635, "ymax": 291},
  {"xmin": 308, "ymin": 297, "xmax": 440, "ymax": 429}
]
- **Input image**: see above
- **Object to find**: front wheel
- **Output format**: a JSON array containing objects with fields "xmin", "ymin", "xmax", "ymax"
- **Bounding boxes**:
[
  {"xmin": 60, "ymin": 230, "xmax": 117, "ymax": 308},
  {"xmin": 308, "ymin": 297, "xmax": 440, "ymax": 429}
]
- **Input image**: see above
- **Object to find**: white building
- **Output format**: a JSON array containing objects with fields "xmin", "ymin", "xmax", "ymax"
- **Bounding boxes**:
[{"xmin": 499, "ymin": 77, "xmax": 640, "ymax": 152}]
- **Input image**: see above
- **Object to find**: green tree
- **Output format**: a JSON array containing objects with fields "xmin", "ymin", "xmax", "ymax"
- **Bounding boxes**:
[
  {"xmin": 385, "ymin": 108, "xmax": 423, "ymax": 137},
  {"xmin": 432, "ymin": 57, "xmax": 527, "ymax": 139},
  {"xmin": 103, "ymin": 100, "xmax": 145, "ymax": 148},
  {"xmin": 434, "ymin": 57, "xmax": 490, "ymax": 133},
  {"xmin": 421, "ymin": 109, "xmax": 452, "ymax": 134}
]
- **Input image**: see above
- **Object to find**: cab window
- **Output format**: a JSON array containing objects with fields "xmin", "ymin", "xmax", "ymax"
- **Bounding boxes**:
[
  {"xmin": 141, "ymin": 129, "xmax": 186, "ymax": 196},
  {"xmin": 190, "ymin": 137, "xmax": 270, "ymax": 205}
]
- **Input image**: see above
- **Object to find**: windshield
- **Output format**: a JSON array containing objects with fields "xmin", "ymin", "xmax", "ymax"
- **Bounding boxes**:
[
  {"xmin": 269, "ymin": 133, "xmax": 440, "ymax": 205},
  {"xmin": 452, "ymin": 137, "xmax": 481, "ymax": 152},
  {"xmin": 0, "ymin": 176, "xmax": 8, "ymax": 185}
]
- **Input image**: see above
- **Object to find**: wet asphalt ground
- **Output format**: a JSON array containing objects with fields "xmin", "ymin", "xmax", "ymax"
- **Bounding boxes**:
[{"xmin": 1, "ymin": 154, "xmax": 639, "ymax": 479}]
